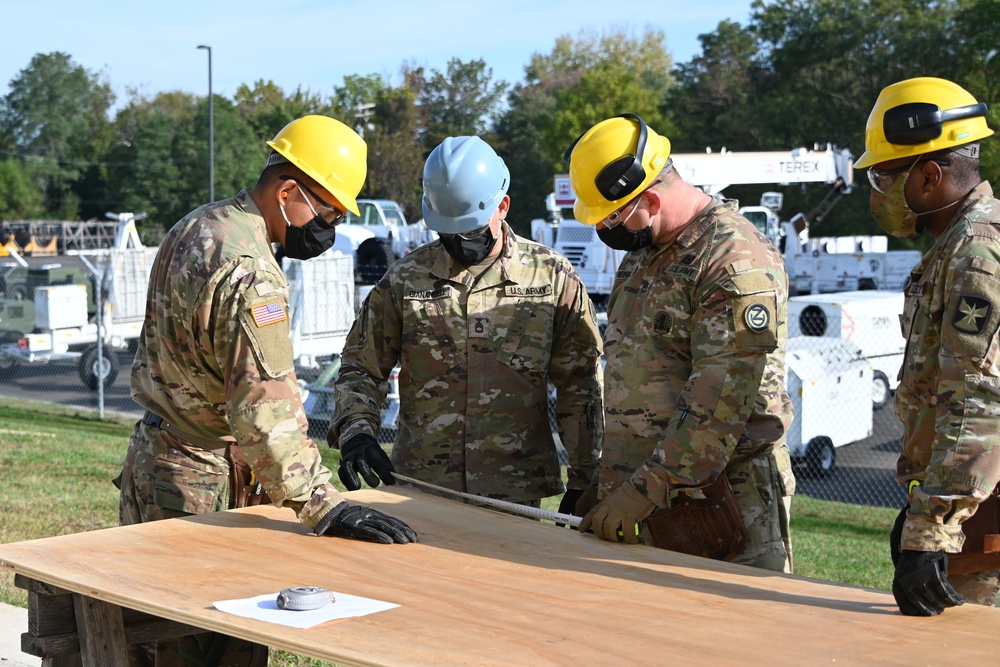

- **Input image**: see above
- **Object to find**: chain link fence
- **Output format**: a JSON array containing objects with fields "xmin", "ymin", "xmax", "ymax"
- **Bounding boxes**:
[{"xmin": 0, "ymin": 279, "xmax": 909, "ymax": 518}]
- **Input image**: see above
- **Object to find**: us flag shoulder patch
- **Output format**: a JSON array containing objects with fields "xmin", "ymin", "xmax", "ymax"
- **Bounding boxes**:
[{"xmin": 250, "ymin": 300, "xmax": 287, "ymax": 327}]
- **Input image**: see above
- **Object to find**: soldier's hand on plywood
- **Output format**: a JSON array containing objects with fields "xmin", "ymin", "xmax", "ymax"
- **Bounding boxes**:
[
  {"xmin": 338, "ymin": 433, "xmax": 396, "ymax": 491},
  {"xmin": 317, "ymin": 502, "xmax": 418, "ymax": 544},
  {"xmin": 892, "ymin": 550, "xmax": 964, "ymax": 616},
  {"xmin": 579, "ymin": 482, "xmax": 655, "ymax": 544}
]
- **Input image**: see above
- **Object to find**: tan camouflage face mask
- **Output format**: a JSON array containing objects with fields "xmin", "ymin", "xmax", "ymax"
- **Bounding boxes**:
[{"xmin": 870, "ymin": 162, "xmax": 920, "ymax": 238}]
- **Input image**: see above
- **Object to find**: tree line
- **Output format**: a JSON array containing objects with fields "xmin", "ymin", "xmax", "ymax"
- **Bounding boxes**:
[{"xmin": 0, "ymin": 0, "xmax": 996, "ymax": 249}]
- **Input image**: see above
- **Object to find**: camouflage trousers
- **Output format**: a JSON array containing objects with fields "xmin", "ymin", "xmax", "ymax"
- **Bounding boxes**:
[
  {"xmin": 951, "ymin": 570, "xmax": 1000, "ymax": 607},
  {"xmin": 638, "ymin": 452, "xmax": 791, "ymax": 573},
  {"xmin": 116, "ymin": 421, "xmax": 268, "ymax": 667}
]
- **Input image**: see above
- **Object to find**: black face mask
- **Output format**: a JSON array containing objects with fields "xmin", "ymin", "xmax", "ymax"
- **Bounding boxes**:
[
  {"xmin": 440, "ymin": 225, "xmax": 499, "ymax": 267},
  {"xmin": 283, "ymin": 215, "xmax": 337, "ymax": 260},
  {"xmin": 597, "ymin": 223, "xmax": 654, "ymax": 252}
]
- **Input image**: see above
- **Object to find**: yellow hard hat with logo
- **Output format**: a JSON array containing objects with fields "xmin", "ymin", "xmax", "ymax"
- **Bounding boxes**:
[
  {"xmin": 855, "ymin": 77, "xmax": 993, "ymax": 169},
  {"xmin": 266, "ymin": 115, "xmax": 367, "ymax": 215},
  {"xmin": 565, "ymin": 114, "xmax": 671, "ymax": 226}
]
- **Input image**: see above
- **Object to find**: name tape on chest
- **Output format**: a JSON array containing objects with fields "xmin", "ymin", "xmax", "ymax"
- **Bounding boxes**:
[
  {"xmin": 405, "ymin": 287, "xmax": 452, "ymax": 300},
  {"xmin": 505, "ymin": 285, "xmax": 553, "ymax": 297},
  {"xmin": 250, "ymin": 300, "xmax": 287, "ymax": 327}
]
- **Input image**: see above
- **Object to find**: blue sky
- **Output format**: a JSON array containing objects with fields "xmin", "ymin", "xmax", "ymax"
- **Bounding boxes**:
[{"xmin": 3, "ymin": 0, "xmax": 755, "ymax": 108}]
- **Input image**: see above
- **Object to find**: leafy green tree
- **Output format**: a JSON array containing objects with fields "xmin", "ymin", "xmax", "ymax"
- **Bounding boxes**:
[
  {"xmin": 0, "ymin": 52, "xmax": 114, "ymax": 218},
  {"xmin": 0, "ymin": 157, "xmax": 45, "ymax": 219},
  {"xmin": 496, "ymin": 27, "xmax": 674, "ymax": 232},
  {"xmin": 100, "ymin": 91, "xmax": 258, "ymax": 242},
  {"xmin": 364, "ymin": 78, "xmax": 425, "ymax": 221},
  {"xmin": 419, "ymin": 59, "xmax": 507, "ymax": 155},
  {"xmin": 331, "ymin": 73, "xmax": 388, "ymax": 135},
  {"xmin": 233, "ymin": 80, "xmax": 332, "ymax": 148}
]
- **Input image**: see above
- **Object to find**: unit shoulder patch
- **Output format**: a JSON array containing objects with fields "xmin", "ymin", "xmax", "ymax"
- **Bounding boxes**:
[
  {"xmin": 952, "ymin": 295, "xmax": 992, "ymax": 334},
  {"xmin": 744, "ymin": 303, "xmax": 771, "ymax": 333}
]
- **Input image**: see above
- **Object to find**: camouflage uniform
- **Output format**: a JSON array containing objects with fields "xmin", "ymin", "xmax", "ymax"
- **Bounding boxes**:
[
  {"xmin": 331, "ymin": 222, "xmax": 604, "ymax": 502},
  {"xmin": 896, "ymin": 181, "xmax": 1000, "ymax": 606},
  {"xmin": 601, "ymin": 199, "xmax": 795, "ymax": 572},
  {"xmin": 117, "ymin": 190, "xmax": 345, "ymax": 666}
]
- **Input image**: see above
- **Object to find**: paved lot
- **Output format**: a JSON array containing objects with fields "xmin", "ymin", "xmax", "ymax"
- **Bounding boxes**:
[{"xmin": 0, "ymin": 602, "xmax": 38, "ymax": 666}]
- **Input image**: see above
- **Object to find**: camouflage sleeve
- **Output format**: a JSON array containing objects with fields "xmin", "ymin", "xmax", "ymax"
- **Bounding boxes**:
[
  {"xmin": 331, "ymin": 276, "xmax": 401, "ymax": 448},
  {"xmin": 546, "ymin": 266, "xmax": 604, "ymax": 490},
  {"xmin": 217, "ymin": 259, "xmax": 344, "ymax": 529},
  {"xmin": 632, "ymin": 257, "xmax": 785, "ymax": 506},
  {"xmin": 906, "ymin": 247, "xmax": 1000, "ymax": 553}
]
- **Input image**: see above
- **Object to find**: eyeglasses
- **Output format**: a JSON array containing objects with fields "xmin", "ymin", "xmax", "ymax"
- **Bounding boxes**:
[
  {"xmin": 280, "ymin": 175, "xmax": 346, "ymax": 226},
  {"xmin": 866, "ymin": 158, "xmax": 949, "ymax": 195},
  {"xmin": 601, "ymin": 179, "xmax": 661, "ymax": 229}
]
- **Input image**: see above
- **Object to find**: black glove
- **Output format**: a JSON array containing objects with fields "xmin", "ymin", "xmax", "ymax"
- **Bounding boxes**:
[
  {"xmin": 316, "ymin": 502, "xmax": 417, "ymax": 544},
  {"xmin": 889, "ymin": 504, "xmax": 907, "ymax": 567},
  {"xmin": 555, "ymin": 489, "xmax": 583, "ymax": 528},
  {"xmin": 558, "ymin": 489, "xmax": 583, "ymax": 517},
  {"xmin": 892, "ymin": 550, "xmax": 965, "ymax": 616},
  {"xmin": 338, "ymin": 434, "xmax": 395, "ymax": 491}
]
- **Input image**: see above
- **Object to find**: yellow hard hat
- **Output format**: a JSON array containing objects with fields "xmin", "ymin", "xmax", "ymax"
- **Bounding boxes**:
[
  {"xmin": 565, "ymin": 114, "xmax": 671, "ymax": 226},
  {"xmin": 266, "ymin": 115, "xmax": 367, "ymax": 215},
  {"xmin": 855, "ymin": 77, "xmax": 993, "ymax": 169}
]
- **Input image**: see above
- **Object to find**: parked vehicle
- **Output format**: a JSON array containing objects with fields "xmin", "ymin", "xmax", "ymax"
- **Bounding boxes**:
[
  {"xmin": 785, "ymin": 336, "xmax": 873, "ymax": 476},
  {"xmin": 787, "ymin": 290, "xmax": 905, "ymax": 410},
  {"xmin": 301, "ymin": 355, "xmax": 400, "ymax": 444},
  {"xmin": 342, "ymin": 200, "xmax": 437, "ymax": 286}
]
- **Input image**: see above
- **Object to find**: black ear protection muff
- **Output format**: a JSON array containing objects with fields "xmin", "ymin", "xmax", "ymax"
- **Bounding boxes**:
[
  {"xmin": 883, "ymin": 102, "xmax": 988, "ymax": 145},
  {"xmin": 563, "ymin": 113, "xmax": 649, "ymax": 201}
]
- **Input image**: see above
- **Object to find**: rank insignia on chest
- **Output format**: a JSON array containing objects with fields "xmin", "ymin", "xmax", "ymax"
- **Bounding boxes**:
[
  {"xmin": 952, "ymin": 295, "xmax": 992, "ymax": 334},
  {"xmin": 250, "ymin": 300, "xmax": 287, "ymax": 327}
]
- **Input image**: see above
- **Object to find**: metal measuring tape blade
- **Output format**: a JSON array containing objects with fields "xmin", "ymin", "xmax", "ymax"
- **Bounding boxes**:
[{"xmin": 276, "ymin": 586, "xmax": 335, "ymax": 611}]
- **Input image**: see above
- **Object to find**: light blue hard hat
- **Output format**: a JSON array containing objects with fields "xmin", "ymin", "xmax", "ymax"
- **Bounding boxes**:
[{"xmin": 421, "ymin": 136, "xmax": 510, "ymax": 234}]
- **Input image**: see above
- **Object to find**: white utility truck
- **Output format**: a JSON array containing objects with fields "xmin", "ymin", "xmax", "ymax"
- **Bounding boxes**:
[
  {"xmin": 532, "ymin": 145, "xmax": 920, "ymax": 303},
  {"xmin": 785, "ymin": 336, "xmax": 873, "ymax": 476},
  {"xmin": 787, "ymin": 290, "xmax": 906, "ymax": 411},
  {"xmin": 0, "ymin": 214, "xmax": 155, "ymax": 388}
]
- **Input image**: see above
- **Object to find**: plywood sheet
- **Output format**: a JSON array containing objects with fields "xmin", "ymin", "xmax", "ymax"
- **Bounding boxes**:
[{"xmin": 1, "ymin": 486, "xmax": 997, "ymax": 666}]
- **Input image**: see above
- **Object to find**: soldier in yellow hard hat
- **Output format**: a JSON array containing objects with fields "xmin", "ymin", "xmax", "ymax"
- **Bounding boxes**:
[
  {"xmin": 857, "ymin": 77, "xmax": 1000, "ymax": 617},
  {"xmin": 567, "ymin": 114, "xmax": 795, "ymax": 573},
  {"xmin": 116, "ymin": 116, "xmax": 417, "ymax": 667}
]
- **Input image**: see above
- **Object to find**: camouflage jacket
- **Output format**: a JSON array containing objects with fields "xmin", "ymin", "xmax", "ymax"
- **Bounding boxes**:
[
  {"xmin": 331, "ymin": 223, "xmax": 604, "ymax": 502},
  {"xmin": 896, "ymin": 181, "xmax": 1000, "ymax": 553},
  {"xmin": 131, "ymin": 190, "xmax": 344, "ymax": 529},
  {"xmin": 603, "ymin": 199, "xmax": 795, "ymax": 506}
]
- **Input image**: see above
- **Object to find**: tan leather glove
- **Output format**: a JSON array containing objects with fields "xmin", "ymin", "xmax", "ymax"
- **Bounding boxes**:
[{"xmin": 579, "ymin": 482, "xmax": 656, "ymax": 544}]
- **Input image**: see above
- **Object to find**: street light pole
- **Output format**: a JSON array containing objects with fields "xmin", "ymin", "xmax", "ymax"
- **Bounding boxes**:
[{"xmin": 197, "ymin": 45, "xmax": 214, "ymax": 202}]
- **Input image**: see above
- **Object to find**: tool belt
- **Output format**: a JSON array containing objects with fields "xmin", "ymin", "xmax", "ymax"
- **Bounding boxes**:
[
  {"xmin": 142, "ymin": 411, "xmax": 271, "ymax": 510},
  {"xmin": 642, "ymin": 473, "xmax": 747, "ymax": 562},
  {"xmin": 949, "ymin": 483, "xmax": 1000, "ymax": 576}
]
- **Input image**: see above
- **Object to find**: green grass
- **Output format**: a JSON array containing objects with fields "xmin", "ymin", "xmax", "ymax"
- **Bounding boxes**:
[{"xmin": 0, "ymin": 400, "xmax": 896, "ymax": 665}]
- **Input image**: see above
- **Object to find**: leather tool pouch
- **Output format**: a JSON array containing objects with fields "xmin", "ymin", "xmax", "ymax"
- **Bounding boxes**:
[
  {"xmin": 948, "ymin": 484, "xmax": 1000, "ymax": 576},
  {"xmin": 643, "ymin": 474, "xmax": 747, "ymax": 561},
  {"xmin": 227, "ymin": 444, "xmax": 272, "ymax": 510}
]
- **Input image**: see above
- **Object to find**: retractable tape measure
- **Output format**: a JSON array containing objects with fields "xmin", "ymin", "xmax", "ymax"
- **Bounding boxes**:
[{"xmin": 276, "ymin": 586, "xmax": 335, "ymax": 611}]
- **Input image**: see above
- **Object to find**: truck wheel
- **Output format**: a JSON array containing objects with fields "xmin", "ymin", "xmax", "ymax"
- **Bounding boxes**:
[
  {"xmin": 0, "ymin": 332, "xmax": 21, "ymax": 377},
  {"xmin": 355, "ymin": 238, "xmax": 396, "ymax": 285},
  {"xmin": 806, "ymin": 436, "xmax": 836, "ymax": 477},
  {"xmin": 78, "ymin": 346, "xmax": 120, "ymax": 390},
  {"xmin": 872, "ymin": 371, "xmax": 891, "ymax": 411}
]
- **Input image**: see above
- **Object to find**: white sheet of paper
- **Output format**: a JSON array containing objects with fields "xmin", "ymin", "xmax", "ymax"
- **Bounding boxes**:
[{"xmin": 213, "ymin": 592, "xmax": 399, "ymax": 629}]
